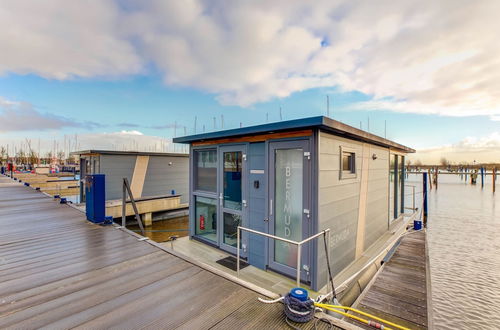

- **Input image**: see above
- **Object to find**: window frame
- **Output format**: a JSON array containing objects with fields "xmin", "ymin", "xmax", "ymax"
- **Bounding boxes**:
[
  {"xmin": 193, "ymin": 148, "xmax": 218, "ymax": 193},
  {"xmin": 339, "ymin": 146, "xmax": 357, "ymax": 179}
]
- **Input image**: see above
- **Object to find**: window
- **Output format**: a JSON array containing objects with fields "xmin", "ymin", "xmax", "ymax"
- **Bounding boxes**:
[
  {"xmin": 340, "ymin": 147, "xmax": 356, "ymax": 179},
  {"xmin": 195, "ymin": 196, "xmax": 218, "ymax": 242},
  {"xmin": 194, "ymin": 149, "xmax": 217, "ymax": 192}
]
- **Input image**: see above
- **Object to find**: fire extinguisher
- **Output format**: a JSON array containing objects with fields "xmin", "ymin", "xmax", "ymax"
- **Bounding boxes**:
[{"xmin": 200, "ymin": 215, "xmax": 205, "ymax": 230}]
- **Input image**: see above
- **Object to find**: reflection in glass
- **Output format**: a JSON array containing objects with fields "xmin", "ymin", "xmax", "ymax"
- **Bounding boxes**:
[
  {"xmin": 194, "ymin": 149, "xmax": 217, "ymax": 192},
  {"xmin": 223, "ymin": 152, "xmax": 242, "ymax": 210},
  {"xmin": 389, "ymin": 155, "xmax": 396, "ymax": 220},
  {"xmin": 223, "ymin": 212, "xmax": 241, "ymax": 247},
  {"xmin": 274, "ymin": 148, "xmax": 302, "ymax": 268},
  {"xmin": 195, "ymin": 196, "xmax": 217, "ymax": 242}
]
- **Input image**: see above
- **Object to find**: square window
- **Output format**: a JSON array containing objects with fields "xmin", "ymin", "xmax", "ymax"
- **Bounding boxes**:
[{"xmin": 340, "ymin": 148, "xmax": 356, "ymax": 179}]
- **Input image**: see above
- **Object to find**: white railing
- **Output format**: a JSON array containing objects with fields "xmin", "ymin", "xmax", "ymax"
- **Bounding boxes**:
[
  {"xmin": 404, "ymin": 184, "xmax": 417, "ymax": 211},
  {"xmin": 236, "ymin": 226, "xmax": 331, "ymax": 287}
]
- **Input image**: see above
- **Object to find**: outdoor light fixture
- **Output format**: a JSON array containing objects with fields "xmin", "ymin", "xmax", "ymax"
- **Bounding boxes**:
[{"xmin": 372, "ymin": 154, "xmax": 378, "ymax": 160}]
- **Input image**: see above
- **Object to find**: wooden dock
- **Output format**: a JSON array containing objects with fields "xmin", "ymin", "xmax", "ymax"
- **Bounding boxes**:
[
  {"xmin": 0, "ymin": 175, "xmax": 351, "ymax": 330},
  {"xmin": 349, "ymin": 230, "xmax": 430, "ymax": 329}
]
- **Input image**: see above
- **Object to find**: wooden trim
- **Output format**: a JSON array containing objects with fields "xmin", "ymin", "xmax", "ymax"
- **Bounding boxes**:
[
  {"xmin": 130, "ymin": 155, "xmax": 149, "ymax": 198},
  {"xmin": 192, "ymin": 129, "xmax": 313, "ymax": 146}
]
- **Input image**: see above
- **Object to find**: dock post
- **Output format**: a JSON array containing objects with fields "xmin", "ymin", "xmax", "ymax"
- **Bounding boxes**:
[
  {"xmin": 481, "ymin": 167, "xmax": 484, "ymax": 188},
  {"xmin": 423, "ymin": 172, "xmax": 428, "ymax": 226},
  {"xmin": 428, "ymin": 169, "xmax": 432, "ymax": 190},
  {"xmin": 122, "ymin": 181, "xmax": 126, "ymax": 228},
  {"xmin": 494, "ymin": 168, "xmax": 497, "ymax": 193}
]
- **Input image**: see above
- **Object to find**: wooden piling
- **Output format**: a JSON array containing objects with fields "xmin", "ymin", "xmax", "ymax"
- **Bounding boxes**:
[
  {"xmin": 428, "ymin": 169, "xmax": 432, "ymax": 190},
  {"xmin": 481, "ymin": 167, "xmax": 485, "ymax": 188},
  {"xmin": 494, "ymin": 168, "xmax": 497, "ymax": 193}
]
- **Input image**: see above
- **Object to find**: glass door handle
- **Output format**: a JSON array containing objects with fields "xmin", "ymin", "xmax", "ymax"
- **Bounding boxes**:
[{"xmin": 219, "ymin": 193, "xmax": 223, "ymax": 206}]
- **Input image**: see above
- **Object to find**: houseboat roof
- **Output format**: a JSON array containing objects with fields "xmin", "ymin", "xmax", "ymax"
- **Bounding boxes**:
[
  {"xmin": 173, "ymin": 116, "xmax": 415, "ymax": 153},
  {"xmin": 71, "ymin": 150, "xmax": 189, "ymax": 157}
]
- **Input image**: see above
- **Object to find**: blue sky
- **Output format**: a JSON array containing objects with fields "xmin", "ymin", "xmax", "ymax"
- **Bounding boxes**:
[{"xmin": 1, "ymin": 1, "xmax": 500, "ymax": 163}]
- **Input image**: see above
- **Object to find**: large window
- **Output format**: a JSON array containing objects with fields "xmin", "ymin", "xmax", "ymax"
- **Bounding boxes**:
[
  {"xmin": 389, "ymin": 154, "xmax": 405, "ymax": 221},
  {"xmin": 194, "ymin": 149, "xmax": 217, "ymax": 192},
  {"xmin": 195, "ymin": 196, "xmax": 218, "ymax": 242}
]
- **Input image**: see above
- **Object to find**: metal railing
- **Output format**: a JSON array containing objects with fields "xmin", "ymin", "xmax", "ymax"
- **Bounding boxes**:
[
  {"xmin": 236, "ymin": 226, "xmax": 331, "ymax": 287},
  {"xmin": 404, "ymin": 184, "xmax": 417, "ymax": 211}
]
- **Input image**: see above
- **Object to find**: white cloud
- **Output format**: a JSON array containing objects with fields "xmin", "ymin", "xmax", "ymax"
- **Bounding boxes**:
[
  {"xmin": 1, "ymin": 0, "xmax": 500, "ymax": 115},
  {"xmin": 409, "ymin": 132, "xmax": 500, "ymax": 164},
  {"xmin": 0, "ymin": 97, "xmax": 99, "ymax": 132}
]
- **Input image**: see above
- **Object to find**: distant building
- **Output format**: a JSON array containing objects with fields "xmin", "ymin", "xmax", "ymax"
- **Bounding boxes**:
[
  {"xmin": 174, "ymin": 116, "xmax": 415, "ymax": 290},
  {"xmin": 73, "ymin": 150, "xmax": 189, "ymax": 203}
]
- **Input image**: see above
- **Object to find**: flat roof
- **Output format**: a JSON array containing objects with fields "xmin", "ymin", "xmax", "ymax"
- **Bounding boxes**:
[
  {"xmin": 173, "ymin": 116, "xmax": 415, "ymax": 153},
  {"xmin": 71, "ymin": 150, "xmax": 189, "ymax": 157}
]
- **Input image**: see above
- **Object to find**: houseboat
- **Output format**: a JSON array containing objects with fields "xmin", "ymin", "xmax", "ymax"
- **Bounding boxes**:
[{"xmin": 173, "ymin": 116, "xmax": 415, "ymax": 291}]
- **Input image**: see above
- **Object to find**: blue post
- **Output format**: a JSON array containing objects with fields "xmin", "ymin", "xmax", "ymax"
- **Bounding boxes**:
[
  {"xmin": 85, "ymin": 174, "xmax": 107, "ymax": 224},
  {"xmin": 481, "ymin": 167, "xmax": 484, "ymax": 188},
  {"xmin": 423, "ymin": 172, "xmax": 428, "ymax": 226}
]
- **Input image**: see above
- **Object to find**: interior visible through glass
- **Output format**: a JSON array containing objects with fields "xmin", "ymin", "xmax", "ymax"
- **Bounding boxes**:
[
  {"xmin": 223, "ymin": 212, "xmax": 241, "ymax": 247},
  {"xmin": 195, "ymin": 196, "xmax": 217, "ymax": 242},
  {"xmin": 274, "ymin": 148, "xmax": 303, "ymax": 268},
  {"xmin": 194, "ymin": 149, "xmax": 217, "ymax": 192},
  {"xmin": 223, "ymin": 151, "xmax": 242, "ymax": 210}
]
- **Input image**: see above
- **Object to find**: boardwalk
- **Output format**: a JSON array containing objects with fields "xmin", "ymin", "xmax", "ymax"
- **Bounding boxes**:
[
  {"xmin": 351, "ymin": 230, "xmax": 430, "ymax": 329},
  {"xmin": 0, "ymin": 175, "xmax": 347, "ymax": 329}
]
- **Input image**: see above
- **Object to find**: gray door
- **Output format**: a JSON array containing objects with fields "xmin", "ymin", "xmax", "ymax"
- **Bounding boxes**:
[
  {"xmin": 218, "ymin": 145, "xmax": 247, "ymax": 255},
  {"xmin": 268, "ymin": 140, "xmax": 311, "ymax": 281}
]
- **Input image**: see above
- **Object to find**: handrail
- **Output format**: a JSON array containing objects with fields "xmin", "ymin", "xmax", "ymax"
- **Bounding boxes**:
[
  {"xmin": 404, "ymin": 184, "xmax": 417, "ymax": 211},
  {"xmin": 236, "ymin": 226, "xmax": 331, "ymax": 287}
]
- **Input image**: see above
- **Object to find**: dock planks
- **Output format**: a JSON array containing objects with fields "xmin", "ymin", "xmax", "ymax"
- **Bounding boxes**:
[
  {"xmin": 0, "ymin": 176, "xmax": 344, "ymax": 329},
  {"xmin": 350, "ymin": 230, "xmax": 429, "ymax": 329}
]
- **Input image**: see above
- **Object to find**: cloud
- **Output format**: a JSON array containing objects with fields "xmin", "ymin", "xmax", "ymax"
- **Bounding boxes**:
[
  {"xmin": 118, "ymin": 122, "xmax": 141, "ymax": 128},
  {"xmin": 2, "ymin": 1, "xmax": 500, "ymax": 115},
  {"xmin": 409, "ymin": 132, "xmax": 500, "ymax": 164},
  {"xmin": 0, "ymin": 97, "xmax": 101, "ymax": 132}
]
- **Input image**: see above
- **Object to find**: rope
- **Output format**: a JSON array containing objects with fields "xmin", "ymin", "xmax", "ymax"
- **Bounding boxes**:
[
  {"xmin": 323, "ymin": 232, "xmax": 337, "ymax": 301},
  {"xmin": 283, "ymin": 293, "xmax": 315, "ymax": 323}
]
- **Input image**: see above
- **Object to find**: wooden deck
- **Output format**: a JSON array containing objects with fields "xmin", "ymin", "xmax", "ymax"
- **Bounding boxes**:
[
  {"xmin": 350, "ymin": 230, "xmax": 429, "ymax": 329},
  {"xmin": 0, "ymin": 175, "xmax": 349, "ymax": 330}
]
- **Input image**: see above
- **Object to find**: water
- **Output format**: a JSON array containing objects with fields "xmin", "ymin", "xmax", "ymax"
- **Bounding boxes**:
[
  {"xmin": 128, "ymin": 216, "xmax": 189, "ymax": 242},
  {"xmin": 408, "ymin": 173, "xmax": 500, "ymax": 329}
]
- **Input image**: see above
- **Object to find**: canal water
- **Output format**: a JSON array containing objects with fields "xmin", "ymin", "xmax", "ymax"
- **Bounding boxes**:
[
  {"xmin": 128, "ymin": 215, "xmax": 189, "ymax": 242},
  {"xmin": 408, "ymin": 173, "xmax": 500, "ymax": 329}
]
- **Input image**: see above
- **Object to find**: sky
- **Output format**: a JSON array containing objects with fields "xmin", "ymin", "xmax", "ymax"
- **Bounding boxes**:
[{"xmin": 1, "ymin": 0, "xmax": 500, "ymax": 164}]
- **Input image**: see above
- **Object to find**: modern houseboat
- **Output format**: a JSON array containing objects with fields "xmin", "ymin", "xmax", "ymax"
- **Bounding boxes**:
[{"xmin": 173, "ymin": 116, "xmax": 415, "ymax": 291}]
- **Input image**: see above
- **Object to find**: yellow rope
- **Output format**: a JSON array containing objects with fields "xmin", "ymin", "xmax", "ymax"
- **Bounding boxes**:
[{"xmin": 314, "ymin": 303, "xmax": 411, "ymax": 330}]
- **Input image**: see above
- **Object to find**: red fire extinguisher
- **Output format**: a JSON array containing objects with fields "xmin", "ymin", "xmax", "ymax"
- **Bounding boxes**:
[{"xmin": 200, "ymin": 215, "xmax": 205, "ymax": 230}]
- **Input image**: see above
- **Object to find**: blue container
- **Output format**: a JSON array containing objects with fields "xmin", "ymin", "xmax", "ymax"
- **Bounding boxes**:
[
  {"xmin": 85, "ymin": 174, "xmax": 106, "ymax": 224},
  {"xmin": 414, "ymin": 220, "xmax": 422, "ymax": 230},
  {"xmin": 290, "ymin": 288, "xmax": 308, "ymax": 301}
]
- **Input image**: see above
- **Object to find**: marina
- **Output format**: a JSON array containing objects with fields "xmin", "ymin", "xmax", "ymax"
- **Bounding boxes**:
[{"xmin": 0, "ymin": 174, "xmax": 355, "ymax": 329}]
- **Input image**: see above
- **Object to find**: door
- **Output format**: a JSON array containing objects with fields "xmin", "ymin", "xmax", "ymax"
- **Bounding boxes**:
[
  {"xmin": 268, "ymin": 140, "xmax": 311, "ymax": 281},
  {"xmin": 218, "ymin": 145, "xmax": 247, "ymax": 254}
]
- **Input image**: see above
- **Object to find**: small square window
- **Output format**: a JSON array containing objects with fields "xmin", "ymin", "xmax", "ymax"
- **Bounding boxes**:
[{"xmin": 340, "ymin": 147, "xmax": 356, "ymax": 179}]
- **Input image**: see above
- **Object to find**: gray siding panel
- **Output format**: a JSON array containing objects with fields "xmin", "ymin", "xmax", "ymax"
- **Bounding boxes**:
[
  {"xmin": 142, "ymin": 156, "xmax": 189, "ymax": 203},
  {"xmin": 247, "ymin": 142, "xmax": 266, "ymax": 270},
  {"xmin": 100, "ymin": 155, "xmax": 136, "ymax": 200},
  {"xmin": 317, "ymin": 133, "xmax": 362, "ymax": 286}
]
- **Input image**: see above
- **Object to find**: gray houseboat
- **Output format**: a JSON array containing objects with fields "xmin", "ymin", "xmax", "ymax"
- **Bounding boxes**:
[
  {"xmin": 173, "ymin": 116, "xmax": 415, "ymax": 291},
  {"xmin": 74, "ymin": 150, "xmax": 189, "ymax": 203}
]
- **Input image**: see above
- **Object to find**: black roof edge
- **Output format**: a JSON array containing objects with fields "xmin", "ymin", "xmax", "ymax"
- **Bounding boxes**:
[{"xmin": 172, "ymin": 116, "xmax": 415, "ymax": 153}]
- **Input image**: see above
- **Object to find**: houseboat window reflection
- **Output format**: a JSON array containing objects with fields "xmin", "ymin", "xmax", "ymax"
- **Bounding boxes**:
[
  {"xmin": 194, "ymin": 149, "xmax": 217, "ymax": 192},
  {"xmin": 195, "ymin": 196, "xmax": 218, "ymax": 242},
  {"xmin": 223, "ymin": 151, "xmax": 242, "ymax": 210},
  {"xmin": 274, "ymin": 148, "xmax": 303, "ymax": 268},
  {"xmin": 223, "ymin": 212, "xmax": 241, "ymax": 247}
]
